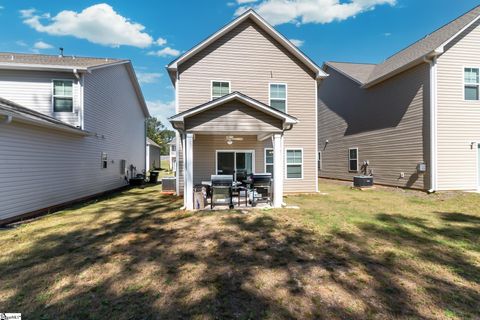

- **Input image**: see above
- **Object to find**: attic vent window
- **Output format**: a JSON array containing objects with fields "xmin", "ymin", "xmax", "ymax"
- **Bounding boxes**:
[{"xmin": 464, "ymin": 67, "xmax": 479, "ymax": 101}]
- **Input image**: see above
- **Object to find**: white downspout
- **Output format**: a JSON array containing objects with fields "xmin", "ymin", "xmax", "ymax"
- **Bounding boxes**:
[{"xmin": 425, "ymin": 56, "xmax": 438, "ymax": 192}]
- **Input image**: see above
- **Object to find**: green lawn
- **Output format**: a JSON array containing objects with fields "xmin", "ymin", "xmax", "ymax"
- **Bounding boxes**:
[{"xmin": 0, "ymin": 180, "xmax": 479, "ymax": 319}]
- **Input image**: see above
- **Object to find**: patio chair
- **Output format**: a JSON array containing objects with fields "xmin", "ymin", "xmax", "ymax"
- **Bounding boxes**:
[
  {"xmin": 248, "ymin": 173, "xmax": 272, "ymax": 207},
  {"xmin": 210, "ymin": 175, "xmax": 234, "ymax": 209}
]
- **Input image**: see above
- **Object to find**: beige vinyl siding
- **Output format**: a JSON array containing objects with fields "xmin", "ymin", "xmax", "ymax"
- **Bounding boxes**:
[
  {"xmin": 185, "ymin": 101, "xmax": 283, "ymax": 133},
  {"xmin": 177, "ymin": 17, "xmax": 317, "ymax": 193},
  {"xmin": 0, "ymin": 69, "xmax": 80, "ymax": 127},
  {"xmin": 436, "ymin": 20, "xmax": 480, "ymax": 190},
  {"xmin": 0, "ymin": 64, "xmax": 146, "ymax": 222},
  {"xmin": 318, "ymin": 64, "xmax": 429, "ymax": 189}
]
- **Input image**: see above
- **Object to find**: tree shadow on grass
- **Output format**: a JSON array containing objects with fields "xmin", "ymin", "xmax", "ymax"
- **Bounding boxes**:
[{"xmin": 1, "ymin": 193, "xmax": 480, "ymax": 319}]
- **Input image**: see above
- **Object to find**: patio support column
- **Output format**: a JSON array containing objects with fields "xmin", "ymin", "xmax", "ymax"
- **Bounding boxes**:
[
  {"xmin": 185, "ymin": 133, "xmax": 194, "ymax": 210},
  {"xmin": 273, "ymin": 133, "xmax": 284, "ymax": 208}
]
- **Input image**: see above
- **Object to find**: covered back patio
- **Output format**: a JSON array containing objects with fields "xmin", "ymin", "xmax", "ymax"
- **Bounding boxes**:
[{"xmin": 169, "ymin": 92, "xmax": 298, "ymax": 210}]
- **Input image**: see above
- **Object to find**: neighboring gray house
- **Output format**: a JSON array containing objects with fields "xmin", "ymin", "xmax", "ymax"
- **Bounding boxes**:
[
  {"xmin": 318, "ymin": 5, "xmax": 480, "ymax": 191},
  {"xmin": 167, "ymin": 10, "xmax": 326, "ymax": 209},
  {"xmin": 0, "ymin": 53, "xmax": 149, "ymax": 224},
  {"xmin": 146, "ymin": 137, "xmax": 161, "ymax": 171}
]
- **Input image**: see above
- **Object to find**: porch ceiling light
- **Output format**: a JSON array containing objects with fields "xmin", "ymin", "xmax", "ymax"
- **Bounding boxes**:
[{"xmin": 226, "ymin": 135, "xmax": 243, "ymax": 145}]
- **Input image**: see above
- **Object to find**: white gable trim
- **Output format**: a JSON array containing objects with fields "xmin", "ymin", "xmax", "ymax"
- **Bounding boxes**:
[
  {"xmin": 167, "ymin": 10, "xmax": 327, "ymax": 81},
  {"xmin": 169, "ymin": 92, "xmax": 298, "ymax": 125}
]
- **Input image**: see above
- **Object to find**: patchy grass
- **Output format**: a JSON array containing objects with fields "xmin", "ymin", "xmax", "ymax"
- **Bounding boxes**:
[{"xmin": 0, "ymin": 180, "xmax": 479, "ymax": 319}]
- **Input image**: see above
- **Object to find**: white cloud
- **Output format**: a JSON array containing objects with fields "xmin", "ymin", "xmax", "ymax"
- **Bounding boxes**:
[
  {"xmin": 16, "ymin": 40, "xmax": 28, "ymax": 47},
  {"xmin": 147, "ymin": 100, "xmax": 175, "ymax": 128},
  {"xmin": 20, "ymin": 4, "xmax": 154, "ymax": 48},
  {"xmin": 33, "ymin": 41, "xmax": 53, "ymax": 49},
  {"xmin": 148, "ymin": 47, "xmax": 181, "ymax": 58},
  {"xmin": 235, "ymin": 0, "xmax": 396, "ymax": 26},
  {"xmin": 137, "ymin": 72, "xmax": 162, "ymax": 84},
  {"xmin": 383, "ymin": 32, "xmax": 392, "ymax": 37},
  {"xmin": 289, "ymin": 38, "xmax": 304, "ymax": 47},
  {"xmin": 237, "ymin": 0, "xmax": 258, "ymax": 3},
  {"xmin": 155, "ymin": 37, "xmax": 167, "ymax": 46}
]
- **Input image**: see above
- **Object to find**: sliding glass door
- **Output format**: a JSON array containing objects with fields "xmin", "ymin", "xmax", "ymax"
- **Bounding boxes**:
[{"xmin": 217, "ymin": 151, "xmax": 254, "ymax": 180}]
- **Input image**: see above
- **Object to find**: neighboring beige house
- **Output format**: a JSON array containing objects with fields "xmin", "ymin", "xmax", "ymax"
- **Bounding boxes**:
[
  {"xmin": 146, "ymin": 137, "xmax": 161, "ymax": 171},
  {"xmin": 167, "ymin": 10, "xmax": 326, "ymax": 209},
  {"xmin": 0, "ymin": 53, "xmax": 149, "ymax": 224},
  {"xmin": 318, "ymin": 5, "xmax": 480, "ymax": 191}
]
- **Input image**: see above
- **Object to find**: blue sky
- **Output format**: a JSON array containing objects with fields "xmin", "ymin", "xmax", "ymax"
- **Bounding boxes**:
[{"xmin": 0, "ymin": 0, "xmax": 478, "ymax": 127}]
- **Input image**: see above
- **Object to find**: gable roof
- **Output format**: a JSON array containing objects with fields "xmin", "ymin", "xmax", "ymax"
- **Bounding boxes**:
[
  {"xmin": 166, "ymin": 9, "xmax": 327, "ymax": 83},
  {"xmin": 363, "ymin": 5, "xmax": 480, "ymax": 87},
  {"xmin": 147, "ymin": 137, "xmax": 161, "ymax": 148},
  {"xmin": 0, "ymin": 52, "xmax": 150, "ymax": 118},
  {"xmin": 0, "ymin": 97, "xmax": 89, "ymax": 135},
  {"xmin": 325, "ymin": 62, "xmax": 377, "ymax": 85},
  {"xmin": 169, "ymin": 91, "xmax": 298, "ymax": 127}
]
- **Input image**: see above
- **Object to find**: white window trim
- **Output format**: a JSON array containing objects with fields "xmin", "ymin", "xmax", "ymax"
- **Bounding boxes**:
[
  {"xmin": 318, "ymin": 151, "xmax": 322, "ymax": 171},
  {"xmin": 348, "ymin": 147, "xmax": 359, "ymax": 172},
  {"xmin": 215, "ymin": 150, "xmax": 256, "ymax": 175},
  {"xmin": 264, "ymin": 148, "xmax": 274, "ymax": 174},
  {"xmin": 101, "ymin": 152, "xmax": 108, "ymax": 169},
  {"xmin": 463, "ymin": 66, "xmax": 480, "ymax": 102},
  {"xmin": 285, "ymin": 148, "xmax": 303, "ymax": 180},
  {"xmin": 211, "ymin": 80, "xmax": 231, "ymax": 101},
  {"xmin": 52, "ymin": 79, "xmax": 74, "ymax": 113},
  {"xmin": 269, "ymin": 83, "xmax": 288, "ymax": 113}
]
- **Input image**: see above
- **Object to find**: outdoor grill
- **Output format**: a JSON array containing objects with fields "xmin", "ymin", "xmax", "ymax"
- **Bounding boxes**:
[
  {"xmin": 249, "ymin": 173, "xmax": 272, "ymax": 206},
  {"xmin": 210, "ymin": 175, "xmax": 234, "ymax": 209}
]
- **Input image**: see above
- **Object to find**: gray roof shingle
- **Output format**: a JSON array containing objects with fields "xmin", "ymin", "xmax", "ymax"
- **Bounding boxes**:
[
  {"xmin": 366, "ymin": 5, "xmax": 480, "ymax": 86},
  {"xmin": 325, "ymin": 62, "xmax": 377, "ymax": 84},
  {"xmin": 326, "ymin": 6, "xmax": 480, "ymax": 86},
  {"xmin": 0, "ymin": 52, "xmax": 127, "ymax": 69}
]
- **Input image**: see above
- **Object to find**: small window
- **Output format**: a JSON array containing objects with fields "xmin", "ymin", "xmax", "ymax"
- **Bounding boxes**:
[
  {"xmin": 171, "ymin": 144, "xmax": 176, "ymax": 152},
  {"xmin": 318, "ymin": 151, "xmax": 322, "ymax": 171},
  {"xmin": 53, "ymin": 80, "xmax": 73, "ymax": 112},
  {"xmin": 265, "ymin": 148, "xmax": 274, "ymax": 177},
  {"xmin": 348, "ymin": 148, "xmax": 358, "ymax": 172},
  {"xmin": 270, "ymin": 83, "xmax": 287, "ymax": 112},
  {"xmin": 465, "ymin": 68, "xmax": 480, "ymax": 100},
  {"xmin": 286, "ymin": 149, "xmax": 302, "ymax": 179},
  {"xmin": 101, "ymin": 152, "xmax": 108, "ymax": 169},
  {"xmin": 212, "ymin": 81, "xmax": 230, "ymax": 100}
]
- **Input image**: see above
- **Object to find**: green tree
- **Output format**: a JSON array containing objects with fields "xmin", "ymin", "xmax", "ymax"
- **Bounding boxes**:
[{"xmin": 146, "ymin": 117, "xmax": 175, "ymax": 155}]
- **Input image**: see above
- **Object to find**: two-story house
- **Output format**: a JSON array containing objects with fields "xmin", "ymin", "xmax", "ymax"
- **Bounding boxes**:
[
  {"xmin": 167, "ymin": 10, "xmax": 326, "ymax": 209},
  {"xmin": 0, "ymin": 53, "xmax": 149, "ymax": 224},
  {"xmin": 318, "ymin": 5, "xmax": 480, "ymax": 192}
]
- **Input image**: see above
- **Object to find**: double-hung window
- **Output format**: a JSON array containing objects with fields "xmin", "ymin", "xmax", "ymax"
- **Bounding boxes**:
[
  {"xmin": 53, "ymin": 80, "xmax": 73, "ymax": 112},
  {"xmin": 211, "ymin": 81, "xmax": 230, "ymax": 100},
  {"xmin": 265, "ymin": 148, "xmax": 274, "ymax": 177},
  {"xmin": 101, "ymin": 152, "xmax": 108, "ymax": 169},
  {"xmin": 269, "ymin": 83, "xmax": 287, "ymax": 112},
  {"xmin": 348, "ymin": 148, "xmax": 358, "ymax": 172},
  {"xmin": 286, "ymin": 149, "xmax": 303, "ymax": 179},
  {"xmin": 465, "ymin": 68, "xmax": 480, "ymax": 101}
]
